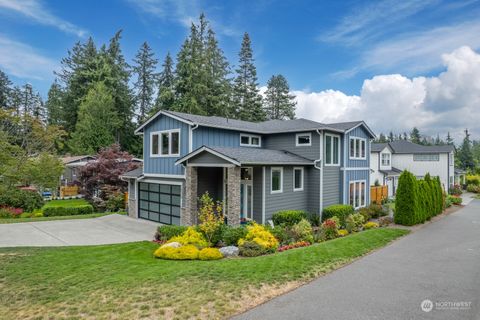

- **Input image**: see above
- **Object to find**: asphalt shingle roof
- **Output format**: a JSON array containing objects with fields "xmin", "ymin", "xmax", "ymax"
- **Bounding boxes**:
[
  {"xmin": 121, "ymin": 167, "xmax": 143, "ymax": 179},
  {"xmin": 371, "ymin": 143, "xmax": 389, "ymax": 152},
  {"xmin": 372, "ymin": 141, "xmax": 454, "ymax": 154}
]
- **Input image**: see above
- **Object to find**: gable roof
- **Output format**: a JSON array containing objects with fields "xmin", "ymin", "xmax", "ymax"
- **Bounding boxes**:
[
  {"xmin": 176, "ymin": 146, "xmax": 314, "ymax": 166},
  {"xmin": 61, "ymin": 155, "xmax": 95, "ymax": 165},
  {"xmin": 372, "ymin": 140, "xmax": 454, "ymax": 154},
  {"xmin": 135, "ymin": 110, "xmax": 372, "ymax": 135}
]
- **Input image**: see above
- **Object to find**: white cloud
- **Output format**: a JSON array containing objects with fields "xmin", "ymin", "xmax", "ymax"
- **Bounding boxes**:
[
  {"xmin": 0, "ymin": 35, "xmax": 58, "ymax": 80},
  {"xmin": 0, "ymin": 0, "xmax": 87, "ymax": 37},
  {"xmin": 295, "ymin": 46, "xmax": 480, "ymax": 142}
]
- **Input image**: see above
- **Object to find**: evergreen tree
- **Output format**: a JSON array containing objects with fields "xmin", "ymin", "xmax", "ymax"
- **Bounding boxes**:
[
  {"xmin": 388, "ymin": 131, "xmax": 394, "ymax": 142},
  {"xmin": 0, "ymin": 69, "xmax": 12, "ymax": 109},
  {"xmin": 232, "ymin": 33, "xmax": 265, "ymax": 122},
  {"xmin": 154, "ymin": 52, "xmax": 175, "ymax": 113},
  {"xmin": 264, "ymin": 74, "xmax": 296, "ymax": 120},
  {"xmin": 395, "ymin": 170, "xmax": 419, "ymax": 226},
  {"xmin": 9, "ymin": 86, "xmax": 23, "ymax": 116},
  {"xmin": 410, "ymin": 127, "xmax": 421, "ymax": 144},
  {"xmin": 21, "ymin": 83, "xmax": 35, "ymax": 117},
  {"xmin": 446, "ymin": 132, "xmax": 454, "ymax": 145},
  {"xmin": 403, "ymin": 132, "xmax": 408, "ymax": 140},
  {"xmin": 31, "ymin": 92, "xmax": 46, "ymax": 122},
  {"xmin": 457, "ymin": 129, "xmax": 475, "ymax": 171},
  {"xmin": 132, "ymin": 42, "xmax": 158, "ymax": 123},
  {"xmin": 69, "ymin": 82, "xmax": 120, "ymax": 155},
  {"xmin": 376, "ymin": 133, "xmax": 387, "ymax": 143},
  {"xmin": 45, "ymin": 81, "xmax": 65, "ymax": 126}
]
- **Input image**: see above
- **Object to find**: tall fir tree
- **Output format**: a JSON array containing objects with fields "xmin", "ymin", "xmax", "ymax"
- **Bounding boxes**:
[
  {"xmin": 154, "ymin": 52, "xmax": 175, "ymax": 113},
  {"xmin": 0, "ymin": 69, "xmax": 12, "ymax": 109},
  {"xmin": 446, "ymin": 132, "xmax": 454, "ymax": 145},
  {"xmin": 376, "ymin": 133, "xmax": 387, "ymax": 143},
  {"xmin": 410, "ymin": 127, "xmax": 421, "ymax": 144},
  {"xmin": 45, "ymin": 81, "xmax": 65, "ymax": 126},
  {"xmin": 264, "ymin": 74, "xmax": 296, "ymax": 120},
  {"xmin": 457, "ymin": 129, "xmax": 475, "ymax": 171},
  {"xmin": 132, "ymin": 42, "xmax": 158, "ymax": 123},
  {"xmin": 388, "ymin": 131, "xmax": 395, "ymax": 142},
  {"xmin": 233, "ymin": 32, "xmax": 265, "ymax": 122},
  {"xmin": 31, "ymin": 92, "xmax": 46, "ymax": 122}
]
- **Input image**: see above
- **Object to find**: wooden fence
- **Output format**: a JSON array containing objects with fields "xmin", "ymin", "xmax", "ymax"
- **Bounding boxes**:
[
  {"xmin": 60, "ymin": 186, "xmax": 79, "ymax": 197},
  {"xmin": 370, "ymin": 185, "xmax": 388, "ymax": 204}
]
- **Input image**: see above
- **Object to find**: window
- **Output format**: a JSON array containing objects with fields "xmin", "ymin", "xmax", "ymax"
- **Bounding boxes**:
[
  {"xmin": 349, "ymin": 180, "xmax": 366, "ymax": 209},
  {"xmin": 293, "ymin": 167, "xmax": 304, "ymax": 191},
  {"xmin": 296, "ymin": 133, "xmax": 312, "ymax": 146},
  {"xmin": 151, "ymin": 129, "xmax": 180, "ymax": 157},
  {"xmin": 413, "ymin": 154, "xmax": 439, "ymax": 161},
  {"xmin": 381, "ymin": 153, "xmax": 391, "ymax": 166},
  {"xmin": 449, "ymin": 153, "xmax": 454, "ymax": 166},
  {"xmin": 349, "ymin": 137, "xmax": 367, "ymax": 159},
  {"xmin": 325, "ymin": 134, "xmax": 340, "ymax": 165},
  {"xmin": 240, "ymin": 134, "xmax": 261, "ymax": 147},
  {"xmin": 271, "ymin": 167, "xmax": 283, "ymax": 193}
]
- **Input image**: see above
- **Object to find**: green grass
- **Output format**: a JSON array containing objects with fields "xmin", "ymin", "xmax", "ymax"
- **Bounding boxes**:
[
  {"xmin": 42, "ymin": 198, "xmax": 90, "ymax": 208},
  {"xmin": 0, "ymin": 228, "xmax": 409, "ymax": 320},
  {"xmin": 0, "ymin": 212, "xmax": 123, "ymax": 224}
]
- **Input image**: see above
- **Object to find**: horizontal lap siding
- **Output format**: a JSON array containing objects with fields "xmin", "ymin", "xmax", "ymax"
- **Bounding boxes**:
[
  {"xmin": 306, "ymin": 167, "xmax": 320, "ymax": 214},
  {"xmin": 323, "ymin": 167, "xmax": 340, "ymax": 207},
  {"xmin": 263, "ymin": 131, "xmax": 320, "ymax": 160},
  {"xmin": 264, "ymin": 166, "xmax": 308, "ymax": 221},
  {"xmin": 143, "ymin": 116, "xmax": 190, "ymax": 175}
]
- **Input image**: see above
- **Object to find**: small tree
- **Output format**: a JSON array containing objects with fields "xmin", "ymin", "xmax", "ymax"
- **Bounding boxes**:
[
  {"xmin": 23, "ymin": 153, "xmax": 64, "ymax": 191},
  {"xmin": 197, "ymin": 191, "xmax": 224, "ymax": 246},
  {"xmin": 395, "ymin": 170, "xmax": 419, "ymax": 226}
]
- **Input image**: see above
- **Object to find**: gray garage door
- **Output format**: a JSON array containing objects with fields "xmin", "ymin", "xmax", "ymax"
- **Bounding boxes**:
[{"xmin": 138, "ymin": 182, "xmax": 181, "ymax": 225}]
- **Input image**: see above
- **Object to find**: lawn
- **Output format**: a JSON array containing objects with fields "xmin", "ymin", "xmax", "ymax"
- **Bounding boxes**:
[
  {"xmin": 42, "ymin": 198, "xmax": 90, "ymax": 208},
  {"xmin": 0, "ymin": 228, "xmax": 409, "ymax": 320}
]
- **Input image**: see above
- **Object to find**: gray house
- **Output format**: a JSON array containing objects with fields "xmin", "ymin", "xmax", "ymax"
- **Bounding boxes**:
[{"xmin": 122, "ymin": 110, "xmax": 375, "ymax": 225}]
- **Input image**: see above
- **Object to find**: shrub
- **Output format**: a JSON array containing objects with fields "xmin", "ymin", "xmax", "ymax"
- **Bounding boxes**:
[
  {"xmin": 0, "ymin": 207, "xmax": 23, "ymax": 218},
  {"xmin": 289, "ymin": 219, "xmax": 314, "ymax": 244},
  {"xmin": 156, "ymin": 225, "xmax": 188, "ymax": 241},
  {"xmin": 197, "ymin": 192, "xmax": 224, "ymax": 246},
  {"xmin": 466, "ymin": 175, "xmax": 480, "ymax": 186},
  {"xmin": 154, "ymin": 245, "xmax": 199, "ymax": 260},
  {"xmin": 466, "ymin": 184, "xmax": 480, "ymax": 193},
  {"xmin": 378, "ymin": 216, "xmax": 393, "ymax": 227},
  {"xmin": 357, "ymin": 204, "xmax": 386, "ymax": 221},
  {"xmin": 395, "ymin": 170, "xmax": 420, "ymax": 226},
  {"xmin": 322, "ymin": 204, "xmax": 354, "ymax": 228},
  {"xmin": 238, "ymin": 241, "xmax": 268, "ymax": 257},
  {"xmin": 445, "ymin": 196, "xmax": 452, "ymax": 208},
  {"xmin": 278, "ymin": 241, "xmax": 310, "ymax": 252},
  {"xmin": 337, "ymin": 229, "xmax": 349, "ymax": 237},
  {"xmin": 198, "ymin": 247, "xmax": 223, "ymax": 260},
  {"xmin": 168, "ymin": 227, "xmax": 208, "ymax": 249},
  {"xmin": 320, "ymin": 218, "xmax": 338, "ymax": 240},
  {"xmin": 345, "ymin": 213, "xmax": 365, "ymax": 233},
  {"xmin": 238, "ymin": 223, "xmax": 278, "ymax": 252},
  {"xmin": 450, "ymin": 184, "xmax": 462, "ymax": 196},
  {"xmin": 363, "ymin": 221, "xmax": 379, "ymax": 229},
  {"xmin": 42, "ymin": 205, "xmax": 94, "ymax": 217},
  {"xmin": 266, "ymin": 225, "xmax": 290, "ymax": 245},
  {"xmin": 306, "ymin": 212, "xmax": 321, "ymax": 227},
  {"xmin": 0, "ymin": 189, "xmax": 44, "ymax": 212},
  {"xmin": 449, "ymin": 195, "xmax": 462, "ymax": 205},
  {"xmin": 272, "ymin": 210, "xmax": 307, "ymax": 226},
  {"xmin": 221, "ymin": 226, "xmax": 248, "ymax": 246},
  {"xmin": 105, "ymin": 192, "xmax": 125, "ymax": 212}
]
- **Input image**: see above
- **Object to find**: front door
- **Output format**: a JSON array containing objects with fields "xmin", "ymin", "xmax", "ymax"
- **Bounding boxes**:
[{"xmin": 240, "ymin": 167, "xmax": 253, "ymax": 220}]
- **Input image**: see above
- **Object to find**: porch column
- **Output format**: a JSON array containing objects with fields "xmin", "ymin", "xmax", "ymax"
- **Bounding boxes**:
[
  {"xmin": 226, "ymin": 166, "xmax": 241, "ymax": 226},
  {"xmin": 182, "ymin": 166, "xmax": 198, "ymax": 226}
]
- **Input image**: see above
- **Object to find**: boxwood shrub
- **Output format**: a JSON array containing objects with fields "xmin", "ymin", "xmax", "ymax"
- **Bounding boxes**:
[
  {"xmin": 321, "ymin": 204, "xmax": 354, "ymax": 227},
  {"xmin": 272, "ymin": 210, "xmax": 307, "ymax": 226},
  {"xmin": 42, "ymin": 205, "xmax": 94, "ymax": 217},
  {"xmin": 156, "ymin": 225, "xmax": 188, "ymax": 241}
]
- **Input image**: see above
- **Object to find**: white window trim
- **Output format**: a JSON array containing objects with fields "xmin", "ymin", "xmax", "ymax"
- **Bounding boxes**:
[
  {"xmin": 270, "ymin": 167, "xmax": 283, "ymax": 194},
  {"xmin": 325, "ymin": 133, "xmax": 341, "ymax": 166},
  {"xmin": 349, "ymin": 136, "xmax": 367, "ymax": 160},
  {"xmin": 293, "ymin": 167, "xmax": 304, "ymax": 192},
  {"xmin": 150, "ymin": 129, "xmax": 181, "ymax": 158},
  {"xmin": 296, "ymin": 132, "xmax": 312, "ymax": 147},
  {"xmin": 381, "ymin": 153, "xmax": 391, "ymax": 166},
  {"xmin": 349, "ymin": 180, "xmax": 367, "ymax": 209},
  {"xmin": 413, "ymin": 153, "xmax": 440, "ymax": 162},
  {"xmin": 240, "ymin": 133, "xmax": 262, "ymax": 147}
]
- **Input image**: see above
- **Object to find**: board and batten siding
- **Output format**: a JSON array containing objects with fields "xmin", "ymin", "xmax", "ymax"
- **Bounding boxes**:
[
  {"xmin": 263, "ymin": 131, "xmax": 320, "ymax": 160},
  {"xmin": 345, "ymin": 126, "xmax": 370, "ymax": 168},
  {"xmin": 252, "ymin": 166, "xmax": 263, "ymax": 223},
  {"xmin": 143, "ymin": 115, "xmax": 190, "ymax": 176},
  {"xmin": 264, "ymin": 166, "xmax": 309, "ymax": 221},
  {"xmin": 193, "ymin": 127, "xmax": 246, "ymax": 149}
]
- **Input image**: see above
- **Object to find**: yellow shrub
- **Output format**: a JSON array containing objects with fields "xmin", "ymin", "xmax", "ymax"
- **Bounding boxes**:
[
  {"xmin": 363, "ymin": 221, "xmax": 379, "ymax": 230},
  {"xmin": 198, "ymin": 247, "xmax": 223, "ymax": 260},
  {"xmin": 238, "ymin": 223, "xmax": 278, "ymax": 251},
  {"xmin": 337, "ymin": 229, "xmax": 349, "ymax": 237},
  {"xmin": 154, "ymin": 245, "xmax": 199, "ymax": 260},
  {"xmin": 168, "ymin": 227, "xmax": 208, "ymax": 248}
]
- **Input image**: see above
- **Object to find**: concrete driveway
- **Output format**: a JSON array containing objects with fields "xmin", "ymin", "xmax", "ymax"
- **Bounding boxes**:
[
  {"xmin": 0, "ymin": 214, "xmax": 158, "ymax": 247},
  {"xmin": 234, "ymin": 200, "xmax": 480, "ymax": 320}
]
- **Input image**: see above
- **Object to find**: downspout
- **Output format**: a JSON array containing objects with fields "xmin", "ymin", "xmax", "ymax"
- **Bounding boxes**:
[
  {"xmin": 315, "ymin": 129, "xmax": 323, "ymax": 219},
  {"xmin": 189, "ymin": 124, "xmax": 199, "ymax": 153},
  {"xmin": 343, "ymin": 134, "xmax": 347, "ymax": 204}
]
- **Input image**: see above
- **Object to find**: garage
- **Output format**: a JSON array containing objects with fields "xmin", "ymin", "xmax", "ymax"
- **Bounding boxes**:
[{"xmin": 138, "ymin": 182, "xmax": 181, "ymax": 225}]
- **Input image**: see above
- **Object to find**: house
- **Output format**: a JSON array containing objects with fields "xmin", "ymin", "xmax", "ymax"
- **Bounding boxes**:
[
  {"xmin": 122, "ymin": 110, "xmax": 375, "ymax": 226},
  {"xmin": 61, "ymin": 155, "xmax": 96, "ymax": 185},
  {"xmin": 370, "ymin": 140, "xmax": 455, "ymax": 196}
]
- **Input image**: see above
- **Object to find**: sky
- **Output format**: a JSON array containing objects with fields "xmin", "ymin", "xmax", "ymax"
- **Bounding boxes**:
[{"xmin": 1, "ymin": 0, "xmax": 480, "ymax": 142}]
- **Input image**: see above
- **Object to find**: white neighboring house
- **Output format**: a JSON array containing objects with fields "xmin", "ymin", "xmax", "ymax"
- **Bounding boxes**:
[{"xmin": 370, "ymin": 140, "xmax": 455, "ymax": 195}]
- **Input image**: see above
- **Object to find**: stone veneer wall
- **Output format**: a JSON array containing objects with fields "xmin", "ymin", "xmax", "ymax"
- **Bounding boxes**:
[
  {"xmin": 226, "ymin": 166, "xmax": 240, "ymax": 226},
  {"xmin": 182, "ymin": 166, "xmax": 198, "ymax": 226}
]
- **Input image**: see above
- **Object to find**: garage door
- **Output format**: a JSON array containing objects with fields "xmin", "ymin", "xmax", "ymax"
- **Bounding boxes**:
[{"xmin": 138, "ymin": 182, "xmax": 181, "ymax": 225}]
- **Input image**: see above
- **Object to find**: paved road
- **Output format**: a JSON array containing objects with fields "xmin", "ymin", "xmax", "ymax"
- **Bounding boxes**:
[
  {"xmin": 0, "ymin": 214, "xmax": 158, "ymax": 247},
  {"xmin": 234, "ymin": 200, "xmax": 480, "ymax": 320}
]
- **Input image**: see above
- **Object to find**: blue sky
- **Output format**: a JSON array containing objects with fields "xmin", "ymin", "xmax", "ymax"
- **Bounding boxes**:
[{"xmin": 1, "ymin": 0, "xmax": 480, "ymax": 139}]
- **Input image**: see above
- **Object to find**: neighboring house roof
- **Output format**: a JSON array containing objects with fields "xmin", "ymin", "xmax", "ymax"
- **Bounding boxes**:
[
  {"xmin": 61, "ymin": 155, "xmax": 95, "ymax": 164},
  {"xmin": 176, "ymin": 146, "xmax": 314, "ymax": 166},
  {"xmin": 135, "ymin": 110, "xmax": 375, "ymax": 136},
  {"xmin": 372, "ymin": 140, "xmax": 454, "ymax": 154},
  {"xmin": 121, "ymin": 167, "xmax": 143, "ymax": 179},
  {"xmin": 379, "ymin": 167, "xmax": 402, "ymax": 176},
  {"xmin": 454, "ymin": 169, "xmax": 466, "ymax": 175}
]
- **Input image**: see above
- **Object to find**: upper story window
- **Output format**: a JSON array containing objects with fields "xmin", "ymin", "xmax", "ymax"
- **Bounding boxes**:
[
  {"xmin": 350, "ymin": 137, "xmax": 366, "ymax": 160},
  {"xmin": 296, "ymin": 133, "xmax": 312, "ymax": 146},
  {"xmin": 271, "ymin": 167, "xmax": 283, "ymax": 194},
  {"xmin": 240, "ymin": 134, "xmax": 261, "ymax": 147},
  {"xmin": 381, "ymin": 153, "xmax": 391, "ymax": 166},
  {"xmin": 151, "ymin": 129, "xmax": 180, "ymax": 157},
  {"xmin": 413, "ymin": 154, "xmax": 439, "ymax": 161},
  {"xmin": 325, "ymin": 134, "xmax": 340, "ymax": 166}
]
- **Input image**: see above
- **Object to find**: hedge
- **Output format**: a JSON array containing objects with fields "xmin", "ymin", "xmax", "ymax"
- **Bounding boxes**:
[
  {"xmin": 0, "ymin": 188, "xmax": 44, "ymax": 212},
  {"xmin": 272, "ymin": 210, "xmax": 307, "ymax": 226},
  {"xmin": 321, "ymin": 204, "xmax": 354, "ymax": 227},
  {"xmin": 42, "ymin": 205, "xmax": 94, "ymax": 217}
]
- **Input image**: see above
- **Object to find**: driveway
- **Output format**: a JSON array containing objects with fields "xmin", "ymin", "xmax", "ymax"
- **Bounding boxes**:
[
  {"xmin": 0, "ymin": 214, "xmax": 158, "ymax": 247},
  {"xmin": 234, "ymin": 200, "xmax": 480, "ymax": 320}
]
